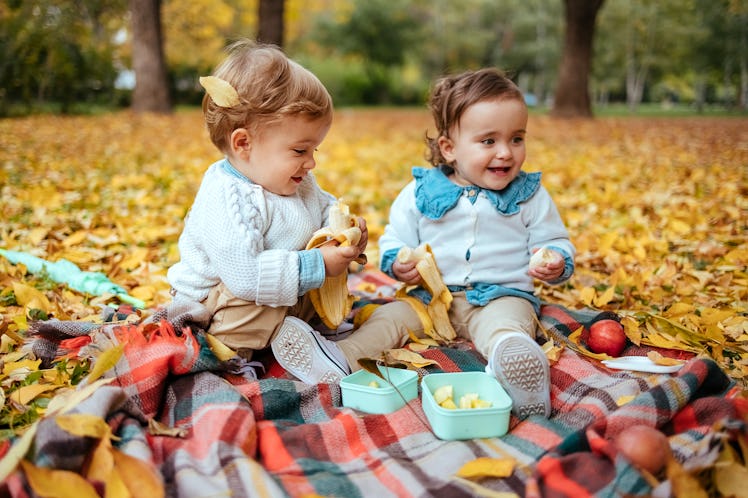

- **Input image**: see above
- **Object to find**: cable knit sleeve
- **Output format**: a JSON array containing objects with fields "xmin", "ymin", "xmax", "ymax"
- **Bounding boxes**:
[{"xmin": 167, "ymin": 164, "xmax": 301, "ymax": 306}]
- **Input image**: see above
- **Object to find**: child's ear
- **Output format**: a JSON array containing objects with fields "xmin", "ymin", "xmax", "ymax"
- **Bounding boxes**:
[
  {"xmin": 230, "ymin": 128, "xmax": 251, "ymax": 159},
  {"xmin": 438, "ymin": 135, "xmax": 455, "ymax": 162}
]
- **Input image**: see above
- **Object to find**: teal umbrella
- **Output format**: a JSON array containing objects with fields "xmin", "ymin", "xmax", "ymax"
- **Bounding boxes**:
[{"xmin": 0, "ymin": 249, "xmax": 146, "ymax": 309}]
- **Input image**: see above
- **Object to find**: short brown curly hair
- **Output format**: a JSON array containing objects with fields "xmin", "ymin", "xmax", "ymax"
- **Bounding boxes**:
[
  {"xmin": 425, "ymin": 68, "xmax": 525, "ymax": 166},
  {"xmin": 202, "ymin": 39, "xmax": 333, "ymax": 154}
]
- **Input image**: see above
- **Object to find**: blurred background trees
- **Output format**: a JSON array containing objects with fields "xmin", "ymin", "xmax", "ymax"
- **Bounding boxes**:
[{"xmin": 0, "ymin": 0, "xmax": 746, "ymax": 117}]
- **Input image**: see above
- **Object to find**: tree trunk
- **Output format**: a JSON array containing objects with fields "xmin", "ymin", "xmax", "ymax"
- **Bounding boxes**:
[
  {"xmin": 258, "ymin": 0, "xmax": 285, "ymax": 47},
  {"xmin": 130, "ymin": 0, "xmax": 171, "ymax": 113},
  {"xmin": 550, "ymin": 0, "xmax": 605, "ymax": 118}
]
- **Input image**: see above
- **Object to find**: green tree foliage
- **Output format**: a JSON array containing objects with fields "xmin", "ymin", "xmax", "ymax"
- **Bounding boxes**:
[
  {"xmin": 0, "ymin": 0, "xmax": 126, "ymax": 115},
  {"xmin": 1, "ymin": 0, "xmax": 745, "ymax": 114},
  {"xmin": 310, "ymin": 0, "xmax": 421, "ymax": 104}
]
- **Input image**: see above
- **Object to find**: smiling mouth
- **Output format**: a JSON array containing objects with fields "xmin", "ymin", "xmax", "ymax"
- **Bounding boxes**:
[
  {"xmin": 489, "ymin": 166, "xmax": 512, "ymax": 174},
  {"xmin": 291, "ymin": 176, "xmax": 303, "ymax": 183}
]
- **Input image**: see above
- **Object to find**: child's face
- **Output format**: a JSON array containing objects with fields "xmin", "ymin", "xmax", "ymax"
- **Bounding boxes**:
[
  {"xmin": 438, "ymin": 98, "xmax": 528, "ymax": 191},
  {"xmin": 232, "ymin": 114, "xmax": 331, "ymax": 196}
]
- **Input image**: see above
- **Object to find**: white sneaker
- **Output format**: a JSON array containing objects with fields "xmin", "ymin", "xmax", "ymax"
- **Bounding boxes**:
[
  {"xmin": 486, "ymin": 332, "xmax": 551, "ymax": 419},
  {"xmin": 271, "ymin": 316, "xmax": 350, "ymax": 384}
]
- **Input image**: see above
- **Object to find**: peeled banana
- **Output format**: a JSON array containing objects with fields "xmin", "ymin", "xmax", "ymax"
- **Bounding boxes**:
[
  {"xmin": 529, "ymin": 246, "xmax": 560, "ymax": 270},
  {"xmin": 396, "ymin": 244, "xmax": 456, "ymax": 342},
  {"xmin": 306, "ymin": 200, "xmax": 361, "ymax": 329}
]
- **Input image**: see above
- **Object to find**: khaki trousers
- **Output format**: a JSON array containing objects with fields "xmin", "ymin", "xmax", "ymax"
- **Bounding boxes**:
[
  {"xmin": 337, "ymin": 293, "xmax": 537, "ymax": 371},
  {"xmin": 202, "ymin": 282, "xmax": 317, "ymax": 360}
]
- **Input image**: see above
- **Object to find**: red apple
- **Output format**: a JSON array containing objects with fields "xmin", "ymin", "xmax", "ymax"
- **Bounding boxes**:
[{"xmin": 587, "ymin": 319, "xmax": 626, "ymax": 356}]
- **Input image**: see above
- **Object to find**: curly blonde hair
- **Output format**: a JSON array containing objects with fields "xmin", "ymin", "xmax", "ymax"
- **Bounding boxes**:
[
  {"xmin": 425, "ymin": 68, "xmax": 525, "ymax": 166},
  {"xmin": 202, "ymin": 39, "xmax": 333, "ymax": 154}
]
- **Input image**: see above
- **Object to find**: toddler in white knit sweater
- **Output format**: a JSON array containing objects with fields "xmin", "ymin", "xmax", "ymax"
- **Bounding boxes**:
[{"xmin": 167, "ymin": 40, "xmax": 366, "ymax": 381}]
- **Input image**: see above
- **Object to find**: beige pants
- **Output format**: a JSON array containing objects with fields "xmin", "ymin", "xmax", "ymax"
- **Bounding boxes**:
[
  {"xmin": 337, "ymin": 293, "xmax": 537, "ymax": 370},
  {"xmin": 202, "ymin": 282, "xmax": 317, "ymax": 360}
]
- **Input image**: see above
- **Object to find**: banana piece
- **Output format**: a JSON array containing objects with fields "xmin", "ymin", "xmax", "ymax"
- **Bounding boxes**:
[
  {"xmin": 529, "ymin": 246, "xmax": 560, "ymax": 270},
  {"xmin": 396, "ymin": 244, "xmax": 456, "ymax": 342},
  {"xmin": 306, "ymin": 200, "xmax": 361, "ymax": 329}
]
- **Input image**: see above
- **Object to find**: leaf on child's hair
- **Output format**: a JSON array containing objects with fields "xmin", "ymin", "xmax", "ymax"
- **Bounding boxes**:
[{"xmin": 199, "ymin": 76, "xmax": 240, "ymax": 108}]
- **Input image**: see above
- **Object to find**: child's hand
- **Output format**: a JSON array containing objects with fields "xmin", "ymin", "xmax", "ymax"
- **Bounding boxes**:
[
  {"xmin": 354, "ymin": 216, "xmax": 368, "ymax": 257},
  {"xmin": 320, "ymin": 244, "xmax": 360, "ymax": 277},
  {"xmin": 528, "ymin": 248, "xmax": 564, "ymax": 282},
  {"xmin": 392, "ymin": 259, "xmax": 422, "ymax": 286}
]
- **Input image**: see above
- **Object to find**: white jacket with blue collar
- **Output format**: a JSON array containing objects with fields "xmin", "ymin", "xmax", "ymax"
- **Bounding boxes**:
[{"xmin": 378, "ymin": 165, "xmax": 575, "ymax": 313}]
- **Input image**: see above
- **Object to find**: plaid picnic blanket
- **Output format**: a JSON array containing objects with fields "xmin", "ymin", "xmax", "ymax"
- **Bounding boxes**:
[{"xmin": 2, "ymin": 270, "xmax": 744, "ymax": 497}]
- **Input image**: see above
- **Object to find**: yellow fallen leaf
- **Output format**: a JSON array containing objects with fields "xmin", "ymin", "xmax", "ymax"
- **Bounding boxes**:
[
  {"xmin": 408, "ymin": 329, "xmax": 440, "ymax": 347},
  {"xmin": 715, "ymin": 461, "xmax": 748, "ymax": 498},
  {"xmin": 541, "ymin": 340, "xmax": 564, "ymax": 363},
  {"xmin": 205, "ymin": 333, "xmax": 236, "ymax": 361},
  {"xmin": 580, "ymin": 287, "xmax": 596, "ymax": 307},
  {"xmin": 20, "ymin": 460, "xmax": 100, "ymax": 498},
  {"xmin": 62, "ymin": 230, "xmax": 89, "ymax": 247},
  {"xmin": 647, "ymin": 351, "xmax": 686, "ymax": 366},
  {"xmin": 3, "ymin": 358, "xmax": 42, "ymax": 376},
  {"xmin": 12, "ymin": 282, "xmax": 52, "ymax": 313},
  {"xmin": 84, "ymin": 343, "xmax": 124, "ymax": 384},
  {"xmin": 148, "ymin": 418, "xmax": 188, "ymax": 438},
  {"xmin": 112, "ymin": 448, "xmax": 165, "ymax": 498},
  {"xmin": 616, "ymin": 394, "xmax": 636, "ymax": 406},
  {"xmin": 456, "ymin": 457, "xmax": 515, "ymax": 480},
  {"xmin": 119, "ymin": 247, "xmax": 149, "ymax": 271},
  {"xmin": 130, "ymin": 284, "xmax": 156, "ymax": 302},
  {"xmin": 667, "ymin": 458, "xmax": 709, "ymax": 497},
  {"xmin": 386, "ymin": 348, "xmax": 439, "ymax": 368},
  {"xmin": 0, "ymin": 421, "xmax": 38, "ymax": 481},
  {"xmin": 353, "ymin": 303, "xmax": 380, "ymax": 329},
  {"xmin": 9, "ymin": 383, "xmax": 58, "ymax": 405},
  {"xmin": 84, "ymin": 437, "xmax": 114, "ymax": 484},
  {"xmin": 594, "ymin": 285, "xmax": 616, "ymax": 307},
  {"xmin": 56, "ymin": 413, "xmax": 112, "ymax": 439}
]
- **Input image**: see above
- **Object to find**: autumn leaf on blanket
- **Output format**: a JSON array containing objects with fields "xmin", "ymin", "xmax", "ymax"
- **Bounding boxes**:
[
  {"xmin": 716, "ymin": 464, "xmax": 748, "ymax": 497},
  {"xmin": 9, "ymin": 383, "xmax": 58, "ymax": 405},
  {"xmin": 408, "ymin": 329, "xmax": 440, "ymax": 351},
  {"xmin": 615, "ymin": 394, "xmax": 636, "ymax": 406},
  {"xmin": 205, "ymin": 333, "xmax": 237, "ymax": 361},
  {"xmin": 541, "ymin": 340, "xmax": 564, "ymax": 364},
  {"xmin": 386, "ymin": 348, "xmax": 440, "ymax": 368},
  {"xmin": 3, "ymin": 358, "xmax": 42, "ymax": 377},
  {"xmin": 148, "ymin": 418, "xmax": 188, "ymax": 438},
  {"xmin": 357, "ymin": 357, "xmax": 381, "ymax": 377},
  {"xmin": 20, "ymin": 460, "xmax": 100, "ymax": 498},
  {"xmin": 112, "ymin": 448, "xmax": 165, "ymax": 498},
  {"xmin": 56, "ymin": 413, "xmax": 114, "ymax": 440},
  {"xmin": 83, "ymin": 343, "xmax": 124, "ymax": 384},
  {"xmin": 621, "ymin": 315, "xmax": 642, "ymax": 346},
  {"xmin": 647, "ymin": 351, "xmax": 686, "ymax": 366},
  {"xmin": 666, "ymin": 457, "xmax": 709, "ymax": 497},
  {"xmin": 455, "ymin": 457, "xmax": 515, "ymax": 480}
]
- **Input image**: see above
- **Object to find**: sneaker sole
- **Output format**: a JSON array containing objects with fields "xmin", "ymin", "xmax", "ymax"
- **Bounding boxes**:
[
  {"xmin": 271, "ymin": 318, "xmax": 346, "ymax": 384},
  {"xmin": 492, "ymin": 334, "xmax": 550, "ymax": 418}
]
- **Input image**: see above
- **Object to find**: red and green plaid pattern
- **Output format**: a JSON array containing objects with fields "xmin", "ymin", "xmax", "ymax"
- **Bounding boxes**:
[{"xmin": 2, "ymin": 272, "xmax": 744, "ymax": 497}]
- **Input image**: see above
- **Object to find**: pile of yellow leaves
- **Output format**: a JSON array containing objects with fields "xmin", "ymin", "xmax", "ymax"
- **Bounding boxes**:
[{"xmin": 0, "ymin": 110, "xmax": 746, "ymax": 432}]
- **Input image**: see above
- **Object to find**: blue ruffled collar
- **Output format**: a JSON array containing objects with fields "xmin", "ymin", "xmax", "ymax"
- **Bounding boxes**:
[{"xmin": 413, "ymin": 165, "xmax": 541, "ymax": 219}]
